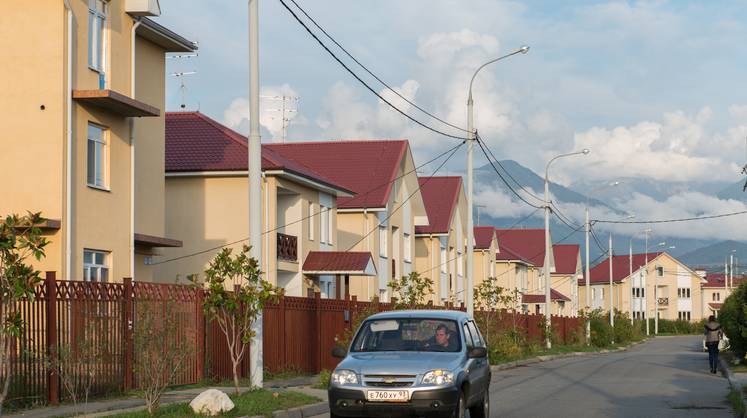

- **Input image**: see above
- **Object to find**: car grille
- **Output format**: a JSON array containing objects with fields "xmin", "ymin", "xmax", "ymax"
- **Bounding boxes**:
[{"xmin": 363, "ymin": 374, "xmax": 417, "ymax": 388}]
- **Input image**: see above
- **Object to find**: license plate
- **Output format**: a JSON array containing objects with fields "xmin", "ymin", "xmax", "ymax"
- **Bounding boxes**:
[{"xmin": 366, "ymin": 390, "xmax": 409, "ymax": 402}]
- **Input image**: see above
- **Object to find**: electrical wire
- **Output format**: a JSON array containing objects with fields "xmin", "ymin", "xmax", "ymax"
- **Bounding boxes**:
[
  {"xmin": 474, "ymin": 135, "xmax": 543, "ymax": 209},
  {"xmin": 476, "ymin": 132, "xmax": 545, "ymax": 205},
  {"xmin": 593, "ymin": 210, "xmax": 747, "ymax": 224},
  {"xmin": 277, "ymin": 0, "xmax": 470, "ymax": 141},
  {"xmin": 284, "ymin": 0, "xmax": 470, "ymax": 135}
]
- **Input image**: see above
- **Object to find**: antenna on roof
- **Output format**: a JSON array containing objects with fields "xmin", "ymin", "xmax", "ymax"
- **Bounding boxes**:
[
  {"xmin": 742, "ymin": 136, "xmax": 747, "ymax": 192},
  {"xmin": 169, "ymin": 71, "xmax": 197, "ymax": 109},
  {"xmin": 261, "ymin": 95, "xmax": 299, "ymax": 143},
  {"xmin": 476, "ymin": 204, "xmax": 487, "ymax": 226}
]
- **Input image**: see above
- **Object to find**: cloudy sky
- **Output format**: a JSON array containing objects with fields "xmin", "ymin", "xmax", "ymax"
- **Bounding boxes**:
[{"xmin": 157, "ymin": 0, "xmax": 747, "ymax": 242}]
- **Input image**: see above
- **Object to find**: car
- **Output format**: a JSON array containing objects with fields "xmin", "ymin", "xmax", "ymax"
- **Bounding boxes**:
[
  {"xmin": 702, "ymin": 335, "xmax": 730, "ymax": 352},
  {"xmin": 328, "ymin": 310, "xmax": 490, "ymax": 418}
]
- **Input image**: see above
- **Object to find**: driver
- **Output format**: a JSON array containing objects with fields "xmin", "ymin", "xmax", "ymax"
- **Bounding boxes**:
[{"xmin": 423, "ymin": 324, "xmax": 453, "ymax": 351}]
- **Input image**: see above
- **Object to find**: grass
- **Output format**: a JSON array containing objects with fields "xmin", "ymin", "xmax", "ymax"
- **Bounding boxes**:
[
  {"xmin": 489, "ymin": 341, "xmax": 638, "ymax": 365},
  {"xmin": 728, "ymin": 388, "xmax": 746, "ymax": 417},
  {"xmin": 108, "ymin": 389, "xmax": 320, "ymax": 418}
]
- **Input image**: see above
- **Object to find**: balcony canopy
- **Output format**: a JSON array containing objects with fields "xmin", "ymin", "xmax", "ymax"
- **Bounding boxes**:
[{"xmin": 302, "ymin": 251, "xmax": 377, "ymax": 276}]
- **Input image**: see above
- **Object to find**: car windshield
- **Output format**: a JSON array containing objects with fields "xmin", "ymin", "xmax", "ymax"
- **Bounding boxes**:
[{"xmin": 350, "ymin": 318, "xmax": 461, "ymax": 353}]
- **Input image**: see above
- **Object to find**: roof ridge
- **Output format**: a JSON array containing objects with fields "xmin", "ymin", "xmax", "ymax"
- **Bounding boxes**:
[{"xmin": 188, "ymin": 111, "xmax": 249, "ymax": 150}]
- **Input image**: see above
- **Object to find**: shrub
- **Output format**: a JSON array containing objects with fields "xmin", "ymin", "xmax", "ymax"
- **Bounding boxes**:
[
  {"xmin": 720, "ymin": 281, "xmax": 747, "ymax": 359},
  {"xmin": 613, "ymin": 311, "xmax": 640, "ymax": 345},
  {"xmin": 589, "ymin": 309, "xmax": 614, "ymax": 348},
  {"xmin": 317, "ymin": 369, "xmax": 331, "ymax": 389},
  {"xmin": 656, "ymin": 318, "xmax": 702, "ymax": 335}
]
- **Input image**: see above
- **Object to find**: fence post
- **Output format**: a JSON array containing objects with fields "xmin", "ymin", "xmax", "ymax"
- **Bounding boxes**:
[
  {"xmin": 123, "ymin": 277, "xmax": 134, "ymax": 391},
  {"xmin": 195, "ymin": 287, "xmax": 205, "ymax": 381},
  {"xmin": 314, "ymin": 292, "xmax": 322, "ymax": 372},
  {"xmin": 279, "ymin": 294, "xmax": 286, "ymax": 367},
  {"xmin": 45, "ymin": 272, "xmax": 59, "ymax": 405}
]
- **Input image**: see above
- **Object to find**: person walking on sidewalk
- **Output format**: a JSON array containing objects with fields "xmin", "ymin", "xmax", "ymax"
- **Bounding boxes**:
[{"xmin": 705, "ymin": 315, "xmax": 724, "ymax": 374}]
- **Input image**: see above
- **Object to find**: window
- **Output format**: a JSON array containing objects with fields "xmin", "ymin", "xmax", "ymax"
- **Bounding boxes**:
[
  {"xmin": 467, "ymin": 321, "xmax": 485, "ymax": 348},
  {"xmin": 403, "ymin": 233, "xmax": 411, "ymax": 262},
  {"xmin": 320, "ymin": 205, "xmax": 330, "ymax": 244},
  {"xmin": 379, "ymin": 226, "xmax": 387, "ymax": 258},
  {"xmin": 308, "ymin": 202, "xmax": 314, "ymax": 241},
  {"xmin": 678, "ymin": 311, "xmax": 691, "ymax": 321},
  {"xmin": 87, "ymin": 123, "xmax": 107, "ymax": 188},
  {"xmin": 440, "ymin": 244, "xmax": 447, "ymax": 273},
  {"xmin": 88, "ymin": 0, "xmax": 107, "ymax": 84},
  {"xmin": 83, "ymin": 249, "xmax": 109, "ymax": 282},
  {"xmin": 327, "ymin": 207, "xmax": 334, "ymax": 245},
  {"xmin": 677, "ymin": 288, "xmax": 691, "ymax": 299},
  {"xmin": 656, "ymin": 266, "xmax": 664, "ymax": 277},
  {"xmin": 463, "ymin": 324, "xmax": 474, "ymax": 350},
  {"xmin": 713, "ymin": 292, "xmax": 721, "ymax": 302}
]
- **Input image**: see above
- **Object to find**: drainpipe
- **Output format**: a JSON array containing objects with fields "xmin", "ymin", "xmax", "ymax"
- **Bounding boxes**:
[
  {"xmin": 63, "ymin": 0, "xmax": 73, "ymax": 281},
  {"xmin": 130, "ymin": 19, "xmax": 141, "ymax": 281}
]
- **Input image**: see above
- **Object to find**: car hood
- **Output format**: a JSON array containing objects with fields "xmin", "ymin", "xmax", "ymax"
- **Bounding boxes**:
[{"xmin": 338, "ymin": 351, "xmax": 464, "ymax": 375}]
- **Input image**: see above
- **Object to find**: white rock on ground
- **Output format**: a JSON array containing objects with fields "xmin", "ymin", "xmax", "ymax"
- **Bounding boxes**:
[{"xmin": 189, "ymin": 389, "xmax": 235, "ymax": 416}]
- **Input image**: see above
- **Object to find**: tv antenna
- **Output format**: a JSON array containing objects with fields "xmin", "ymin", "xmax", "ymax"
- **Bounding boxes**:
[
  {"xmin": 169, "ymin": 71, "xmax": 197, "ymax": 109},
  {"xmin": 261, "ymin": 95, "xmax": 299, "ymax": 142},
  {"xmin": 742, "ymin": 136, "xmax": 747, "ymax": 192}
]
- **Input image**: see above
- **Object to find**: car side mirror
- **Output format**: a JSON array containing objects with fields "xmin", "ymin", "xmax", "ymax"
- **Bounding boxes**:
[
  {"xmin": 468, "ymin": 346, "xmax": 487, "ymax": 359},
  {"xmin": 332, "ymin": 346, "xmax": 347, "ymax": 358}
]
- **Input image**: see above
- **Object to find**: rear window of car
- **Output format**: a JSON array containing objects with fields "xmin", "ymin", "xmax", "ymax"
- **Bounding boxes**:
[{"xmin": 350, "ymin": 318, "xmax": 461, "ymax": 353}]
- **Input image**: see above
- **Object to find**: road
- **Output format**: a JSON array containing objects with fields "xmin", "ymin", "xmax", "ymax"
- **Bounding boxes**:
[{"xmin": 312, "ymin": 336, "xmax": 733, "ymax": 417}]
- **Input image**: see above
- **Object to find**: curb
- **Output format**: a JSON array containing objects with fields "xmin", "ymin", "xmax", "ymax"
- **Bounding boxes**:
[
  {"xmin": 270, "ymin": 401, "xmax": 329, "ymax": 418},
  {"xmin": 490, "ymin": 339, "xmax": 646, "ymax": 373},
  {"xmin": 720, "ymin": 357, "xmax": 746, "ymax": 418}
]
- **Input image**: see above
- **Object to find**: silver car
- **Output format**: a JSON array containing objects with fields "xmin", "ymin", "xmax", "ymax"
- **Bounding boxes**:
[{"xmin": 329, "ymin": 310, "xmax": 490, "ymax": 418}]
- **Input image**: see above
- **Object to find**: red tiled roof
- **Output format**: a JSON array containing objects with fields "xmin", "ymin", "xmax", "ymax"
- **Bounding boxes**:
[
  {"xmin": 553, "ymin": 244, "xmax": 580, "ymax": 275},
  {"xmin": 302, "ymin": 251, "xmax": 375, "ymax": 275},
  {"xmin": 703, "ymin": 273, "xmax": 746, "ymax": 288},
  {"xmin": 415, "ymin": 177, "xmax": 462, "ymax": 235},
  {"xmin": 708, "ymin": 303, "xmax": 723, "ymax": 310},
  {"xmin": 580, "ymin": 252, "xmax": 663, "ymax": 285},
  {"xmin": 495, "ymin": 229, "xmax": 545, "ymax": 266},
  {"xmin": 522, "ymin": 289, "xmax": 571, "ymax": 303},
  {"xmin": 165, "ymin": 112, "xmax": 352, "ymax": 194},
  {"xmin": 474, "ymin": 226, "xmax": 496, "ymax": 250},
  {"xmin": 264, "ymin": 140, "xmax": 408, "ymax": 209}
]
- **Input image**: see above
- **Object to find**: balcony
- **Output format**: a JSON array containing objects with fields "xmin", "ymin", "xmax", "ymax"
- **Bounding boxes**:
[{"xmin": 277, "ymin": 233, "xmax": 298, "ymax": 262}]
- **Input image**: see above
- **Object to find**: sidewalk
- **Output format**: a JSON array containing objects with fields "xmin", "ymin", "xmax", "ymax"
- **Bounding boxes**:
[{"xmin": 9, "ymin": 376, "xmax": 321, "ymax": 418}]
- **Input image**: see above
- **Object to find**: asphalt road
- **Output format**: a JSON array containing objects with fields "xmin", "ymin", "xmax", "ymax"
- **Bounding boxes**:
[{"xmin": 313, "ymin": 336, "xmax": 733, "ymax": 417}]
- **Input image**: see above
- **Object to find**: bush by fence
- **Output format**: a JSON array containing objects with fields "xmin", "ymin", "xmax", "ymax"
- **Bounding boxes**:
[{"xmin": 720, "ymin": 281, "xmax": 747, "ymax": 359}]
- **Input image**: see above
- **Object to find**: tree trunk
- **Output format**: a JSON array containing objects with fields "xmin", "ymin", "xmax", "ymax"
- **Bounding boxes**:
[{"xmin": 232, "ymin": 359, "xmax": 240, "ymax": 395}]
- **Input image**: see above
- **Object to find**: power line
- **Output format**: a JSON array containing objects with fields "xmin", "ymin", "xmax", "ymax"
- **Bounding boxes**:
[
  {"xmin": 476, "ymin": 132, "xmax": 544, "ymax": 205},
  {"xmin": 277, "ymin": 0, "xmax": 469, "ymax": 141},
  {"xmin": 474, "ymin": 135, "xmax": 542, "ymax": 209},
  {"xmin": 284, "ymin": 0, "xmax": 469, "ymax": 135},
  {"xmin": 593, "ymin": 210, "xmax": 747, "ymax": 224}
]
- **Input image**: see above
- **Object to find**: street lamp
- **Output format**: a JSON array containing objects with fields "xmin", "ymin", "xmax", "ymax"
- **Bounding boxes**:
[
  {"xmin": 466, "ymin": 45, "xmax": 529, "ymax": 317},
  {"xmin": 584, "ymin": 181, "xmax": 620, "ymax": 344},
  {"xmin": 544, "ymin": 148, "xmax": 590, "ymax": 349},
  {"xmin": 642, "ymin": 229, "xmax": 653, "ymax": 335},
  {"xmin": 608, "ymin": 213, "xmax": 634, "ymax": 334}
]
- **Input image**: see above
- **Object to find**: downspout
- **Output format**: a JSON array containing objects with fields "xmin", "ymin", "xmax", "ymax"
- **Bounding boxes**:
[
  {"xmin": 64, "ymin": 0, "xmax": 73, "ymax": 281},
  {"xmin": 130, "ymin": 19, "xmax": 142, "ymax": 281}
]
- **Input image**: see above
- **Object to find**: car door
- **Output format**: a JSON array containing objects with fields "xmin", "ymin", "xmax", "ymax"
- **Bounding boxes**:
[
  {"xmin": 462, "ymin": 321, "xmax": 487, "ymax": 405},
  {"xmin": 466, "ymin": 320, "xmax": 490, "ymax": 393}
]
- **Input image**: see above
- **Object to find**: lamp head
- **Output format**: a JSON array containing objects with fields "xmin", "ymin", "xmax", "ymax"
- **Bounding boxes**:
[
  {"xmin": 519, "ymin": 45, "xmax": 530, "ymax": 54},
  {"xmin": 582, "ymin": 148, "xmax": 590, "ymax": 155}
]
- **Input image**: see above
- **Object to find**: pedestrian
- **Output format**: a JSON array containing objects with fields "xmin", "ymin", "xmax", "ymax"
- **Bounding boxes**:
[{"xmin": 704, "ymin": 315, "xmax": 723, "ymax": 374}]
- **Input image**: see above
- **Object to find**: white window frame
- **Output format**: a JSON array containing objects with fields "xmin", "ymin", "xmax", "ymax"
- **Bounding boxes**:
[
  {"xmin": 403, "ymin": 233, "xmax": 411, "ymax": 263},
  {"xmin": 88, "ymin": 0, "xmax": 108, "ymax": 82},
  {"xmin": 84, "ymin": 249, "xmax": 109, "ymax": 282},
  {"xmin": 87, "ymin": 123, "xmax": 108, "ymax": 189},
  {"xmin": 327, "ymin": 206, "xmax": 334, "ymax": 245},
  {"xmin": 320, "ymin": 205, "xmax": 328, "ymax": 244},
  {"xmin": 308, "ymin": 202, "xmax": 314, "ymax": 241},
  {"xmin": 440, "ymin": 242, "xmax": 447, "ymax": 274},
  {"xmin": 713, "ymin": 292, "xmax": 720, "ymax": 301},
  {"xmin": 379, "ymin": 226, "xmax": 387, "ymax": 258}
]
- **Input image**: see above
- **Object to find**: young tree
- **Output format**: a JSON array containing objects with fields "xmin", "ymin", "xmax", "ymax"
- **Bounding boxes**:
[
  {"xmin": 0, "ymin": 212, "xmax": 48, "ymax": 415},
  {"xmin": 473, "ymin": 276, "xmax": 507, "ymax": 344},
  {"xmin": 133, "ymin": 302, "xmax": 194, "ymax": 414},
  {"xmin": 388, "ymin": 272, "xmax": 434, "ymax": 309},
  {"xmin": 197, "ymin": 246, "xmax": 278, "ymax": 394}
]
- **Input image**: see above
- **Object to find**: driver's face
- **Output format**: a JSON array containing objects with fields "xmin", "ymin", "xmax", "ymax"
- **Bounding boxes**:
[{"xmin": 436, "ymin": 329, "xmax": 449, "ymax": 346}]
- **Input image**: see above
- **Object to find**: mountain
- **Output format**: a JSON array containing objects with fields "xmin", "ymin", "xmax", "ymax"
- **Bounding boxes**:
[
  {"xmin": 678, "ymin": 240, "xmax": 747, "ymax": 270},
  {"xmin": 716, "ymin": 180, "xmax": 747, "ymax": 201},
  {"xmin": 570, "ymin": 177, "xmax": 733, "ymax": 203}
]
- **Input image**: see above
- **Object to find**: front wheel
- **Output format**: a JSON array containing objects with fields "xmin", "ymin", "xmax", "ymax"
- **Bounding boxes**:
[
  {"xmin": 451, "ymin": 391, "xmax": 466, "ymax": 418},
  {"xmin": 469, "ymin": 388, "xmax": 490, "ymax": 418}
]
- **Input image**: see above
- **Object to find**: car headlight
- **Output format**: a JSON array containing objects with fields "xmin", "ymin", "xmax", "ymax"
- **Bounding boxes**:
[
  {"xmin": 331, "ymin": 369, "xmax": 358, "ymax": 385},
  {"xmin": 422, "ymin": 369, "xmax": 454, "ymax": 386}
]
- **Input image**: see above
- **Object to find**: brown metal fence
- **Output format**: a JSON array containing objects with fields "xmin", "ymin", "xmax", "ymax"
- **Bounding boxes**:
[{"xmin": 8, "ymin": 273, "xmax": 582, "ymax": 407}]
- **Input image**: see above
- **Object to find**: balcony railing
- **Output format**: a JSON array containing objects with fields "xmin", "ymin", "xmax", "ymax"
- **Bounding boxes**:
[{"xmin": 277, "ymin": 233, "xmax": 298, "ymax": 261}]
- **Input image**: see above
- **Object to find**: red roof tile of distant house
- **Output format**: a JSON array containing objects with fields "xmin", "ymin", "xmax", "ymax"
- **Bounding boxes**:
[
  {"xmin": 264, "ymin": 140, "xmax": 408, "ymax": 209},
  {"xmin": 495, "ymin": 229, "xmax": 546, "ymax": 266},
  {"xmin": 703, "ymin": 273, "xmax": 746, "ymax": 288},
  {"xmin": 522, "ymin": 289, "xmax": 571, "ymax": 303},
  {"xmin": 580, "ymin": 252, "xmax": 663, "ymax": 285},
  {"xmin": 415, "ymin": 177, "xmax": 462, "ymax": 235},
  {"xmin": 553, "ymin": 244, "xmax": 580, "ymax": 275},
  {"xmin": 302, "ymin": 251, "xmax": 376, "ymax": 276},
  {"xmin": 165, "ymin": 112, "xmax": 352, "ymax": 194},
  {"xmin": 474, "ymin": 226, "xmax": 496, "ymax": 250}
]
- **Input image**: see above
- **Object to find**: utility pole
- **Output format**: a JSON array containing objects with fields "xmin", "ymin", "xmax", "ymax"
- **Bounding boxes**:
[
  {"xmin": 731, "ymin": 251, "xmax": 735, "ymax": 289},
  {"xmin": 609, "ymin": 233, "xmax": 614, "ymax": 334},
  {"xmin": 248, "ymin": 0, "xmax": 263, "ymax": 389},
  {"xmin": 643, "ymin": 229, "xmax": 652, "ymax": 336},
  {"xmin": 262, "ymin": 94, "xmax": 299, "ymax": 142},
  {"xmin": 629, "ymin": 238, "xmax": 633, "ymax": 325},
  {"xmin": 585, "ymin": 207, "xmax": 591, "ymax": 345}
]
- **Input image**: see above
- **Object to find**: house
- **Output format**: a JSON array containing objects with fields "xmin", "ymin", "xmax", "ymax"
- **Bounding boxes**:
[
  {"xmin": 699, "ymin": 272, "xmax": 745, "ymax": 318},
  {"xmin": 413, "ymin": 177, "xmax": 467, "ymax": 305},
  {"xmin": 262, "ymin": 140, "xmax": 429, "ymax": 302},
  {"xmin": 473, "ymin": 226, "xmax": 499, "ymax": 298},
  {"xmin": 0, "ymin": 1, "xmax": 195, "ymax": 282},
  {"xmin": 551, "ymin": 244, "xmax": 582, "ymax": 317},
  {"xmin": 157, "ymin": 112, "xmax": 365, "ymax": 297},
  {"xmin": 493, "ymin": 229, "xmax": 570, "ymax": 315},
  {"xmin": 579, "ymin": 252, "xmax": 708, "ymax": 321}
]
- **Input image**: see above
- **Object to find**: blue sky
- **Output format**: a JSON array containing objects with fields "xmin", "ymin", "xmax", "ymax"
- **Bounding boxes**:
[{"xmin": 156, "ymin": 0, "xmax": 747, "ymax": 240}]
